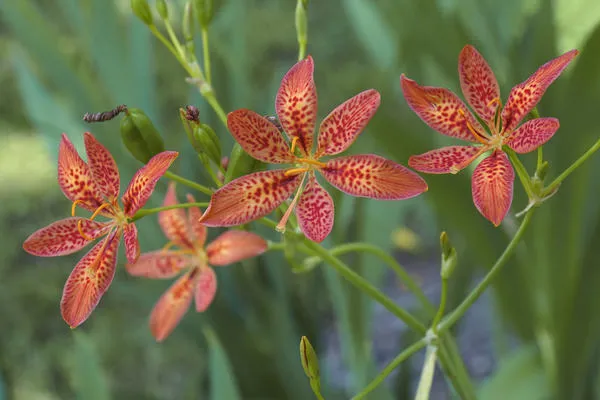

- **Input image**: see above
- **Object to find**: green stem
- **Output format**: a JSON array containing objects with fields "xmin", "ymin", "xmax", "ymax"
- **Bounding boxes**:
[
  {"xmin": 415, "ymin": 345, "xmax": 438, "ymax": 400},
  {"xmin": 537, "ymin": 147, "xmax": 543, "ymax": 172},
  {"xmin": 431, "ymin": 278, "xmax": 447, "ymax": 331},
  {"xmin": 302, "ymin": 240, "xmax": 427, "ymax": 334},
  {"xmin": 351, "ymin": 338, "xmax": 428, "ymax": 400},
  {"xmin": 163, "ymin": 18, "xmax": 186, "ymax": 59},
  {"xmin": 203, "ymin": 91, "xmax": 228, "ymax": 126},
  {"xmin": 164, "ymin": 171, "xmax": 213, "ymax": 195},
  {"xmin": 439, "ymin": 334, "xmax": 477, "ymax": 400},
  {"xmin": 130, "ymin": 202, "xmax": 209, "ymax": 222},
  {"xmin": 438, "ymin": 209, "xmax": 535, "ymax": 333},
  {"xmin": 201, "ymin": 28, "xmax": 212, "ymax": 84},
  {"xmin": 148, "ymin": 25, "xmax": 181, "ymax": 62},
  {"xmin": 304, "ymin": 243, "xmax": 435, "ymax": 314},
  {"xmin": 505, "ymin": 147, "xmax": 535, "ymax": 198},
  {"xmin": 542, "ymin": 136, "xmax": 600, "ymax": 196}
]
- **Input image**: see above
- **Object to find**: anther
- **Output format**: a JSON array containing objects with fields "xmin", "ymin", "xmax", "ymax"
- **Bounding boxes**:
[
  {"xmin": 89, "ymin": 203, "xmax": 112, "ymax": 220},
  {"xmin": 162, "ymin": 241, "xmax": 176, "ymax": 253},
  {"xmin": 297, "ymin": 158, "xmax": 327, "ymax": 168},
  {"xmin": 77, "ymin": 220, "xmax": 94, "ymax": 241},
  {"xmin": 486, "ymin": 97, "xmax": 501, "ymax": 109},
  {"xmin": 290, "ymin": 137, "xmax": 299, "ymax": 155},
  {"xmin": 285, "ymin": 167, "xmax": 309, "ymax": 177},
  {"xmin": 458, "ymin": 109, "xmax": 489, "ymax": 145}
]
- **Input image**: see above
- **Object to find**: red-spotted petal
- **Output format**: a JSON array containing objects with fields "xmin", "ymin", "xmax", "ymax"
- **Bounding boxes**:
[
  {"xmin": 186, "ymin": 194, "xmax": 207, "ymax": 248},
  {"xmin": 199, "ymin": 170, "xmax": 303, "ymax": 227},
  {"xmin": 408, "ymin": 146, "xmax": 485, "ymax": 174},
  {"xmin": 83, "ymin": 132, "xmax": 120, "ymax": 200},
  {"xmin": 502, "ymin": 50, "xmax": 578, "ymax": 132},
  {"xmin": 57, "ymin": 134, "xmax": 105, "ymax": 213},
  {"xmin": 206, "ymin": 230, "xmax": 268, "ymax": 266},
  {"xmin": 295, "ymin": 175, "xmax": 334, "ymax": 243},
  {"xmin": 126, "ymin": 250, "xmax": 191, "ymax": 278},
  {"xmin": 149, "ymin": 269, "xmax": 198, "ymax": 341},
  {"xmin": 316, "ymin": 89, "xmax": 380, "ymax": 157},
  {"xmin": 275, "ymin": 56, "xmax": 317, "ymax": 155},
  {"xmin": 158, "ymin": 183, "xmax": 193, "ymax": 248},
  {"xmin": 124, "ymin": 223, "xmax": 140, "ymax": 264},
  {"xmin": 471, "ymin": 150, "xmax": 514, "ymax": 226},
  {"xmin": 122, "ymin": 151, "xmax": 179, "ymax": 217},
  {"xmin": 400, "ymin": 75, "xmax": 485, "ymax": 143},
  {"xmin": 23, "ymin": 217, "xmax": 110, "ymax": 257},
  {"xmin": 321, "ymin": 154, "xmax": 428, "ymax": 200},
  {"xmin": 195, "ymin": 267, "xmax": 217, "ymax": 312},
  {"xmin": 458, "ymin": 45, "xmax": 501, "ymax": 123},
  {"xmin": 227, "ymin": 109, "xmax": 296, "ymax": 164},
  {"xmin": 60, "ymin": 230, "xmax": 120, "ymax": 328},
  {"xmin": 506, "ymin": 118, "xmax": 560, "ymax": 154}
]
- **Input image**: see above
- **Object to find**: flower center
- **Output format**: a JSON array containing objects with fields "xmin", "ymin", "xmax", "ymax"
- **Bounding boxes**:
[
  {"xmin": 284, "ymin": 158, "xmax": 327, "ymax": 177},
  {"xmin": 458, "ymin": 109, "xmax": 490, "ymax": 145},
  {"xmin": 71, "ymin": 199, "xmax": 125, "ymax": 240}
]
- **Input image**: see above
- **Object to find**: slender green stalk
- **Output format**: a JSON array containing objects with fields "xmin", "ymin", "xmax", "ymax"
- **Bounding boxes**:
[
  {"xmin": 148, "ymin": 25, "xmax": 181, "ymax": 62},
  {"xmin": 304, "ymin": 242, "xmax": 435, "ymax": 314},
  {"xmin": 130, "ymin": 202, "xmax": 209, "ymax": 222},
  {"xmin": 164, "ymin": 171, "xmax": 213, "ymax": 195},
  {"xmin": 351, "ymin": 338, "xmax": 428, "ymax": 400},
  {"xmin": 415, "ymin": 345, "xmax": 438, "ymax": 400},
  {"xmin": 438, "ymin": 210, "xmax": 535, "ymax": 332},
  {"xmin": 203, "ymin": 92, "xmax": 228, "ymax": 126},
  {"xmin": 201, "ymin": 28, "xmax": 212, "ymax": 84},
  {"xmin": 505, "ymin": 148, "xmax": 535, "ymax": 198},
  {"xmin": 537, "ymin": 147, "xmax": 543, "ymax": 172},
  {"xmin": 542, "ymin": 136, "xmax": 600, "ymax": 195},
  {"xmin": 431, "ymin": 278, "xmax": 447, "ymax": 331},
  {"xmin": 302, "ymin": 240, "xmax": 427, "ymax": 334},
  {"xmin": 163, "ymin": 18, "xmax": 186, "ymax": 57},
  {"xmin": 439, "ymin": 334, "xmax": 477, "ymax": 400}
]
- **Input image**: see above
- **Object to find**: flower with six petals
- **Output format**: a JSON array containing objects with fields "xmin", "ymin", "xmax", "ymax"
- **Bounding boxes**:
[
  {"xmin": 199, "ymin": 56, "xmax": 428, "ymax": 242},
  {"xmin": 126, "ymin": 183, "xmax": 268, "ymax": 342},
  {"xmin": 23, "ymin": 132, "xmax": 178, "ymax": 327},
  {"xmin": 401, "ymin": 45, "xmax": 578, "ymax": 226}
]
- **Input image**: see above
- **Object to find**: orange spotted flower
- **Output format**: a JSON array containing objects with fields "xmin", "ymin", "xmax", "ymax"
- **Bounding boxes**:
[
  {"xmin": 401, "ymin": 45, "xmax": 578, "ymax": 225},
  {"xmin": 199, "ymin": 56, "xmax": 428, "ymax": 242},
  {"xmin": 23, "ymin": 132, "xmax": 178, "ymax": 328},
  {"xmin": 126, "ymin": 183, "xmax": 268, "ymax": 342}
]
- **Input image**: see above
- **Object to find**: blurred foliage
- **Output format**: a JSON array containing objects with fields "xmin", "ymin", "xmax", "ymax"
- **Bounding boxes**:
[{"xmin": 1, "ymin": 0, "xmax": 600, "ymax": 399}]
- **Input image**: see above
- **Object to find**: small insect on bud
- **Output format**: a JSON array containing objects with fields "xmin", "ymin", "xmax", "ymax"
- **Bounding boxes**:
[
  {"xmin": 184, "ymin": 105, "xmax": 200, "ymax": 122},
  {"xmin": 130, "ymin": 0, "xmax": 154, "ymax": 26},
  {"xmin": 83, "ymin": 105, "xmax": 128, "ymax": 123}
]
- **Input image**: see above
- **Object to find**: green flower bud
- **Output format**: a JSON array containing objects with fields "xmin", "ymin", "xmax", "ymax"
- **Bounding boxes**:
[
  {"xmin": 224, "ymin": 143, "xmax": 262, "ymax": 183},
  {"xmin": 192, "ymin": 124, "xmax": 221, "ymax": 165},
  {"xmin": 194, "ymin": 0, "xmax": 214, "ymax": 29},
  {"xmin": 130, "ymin": 0, "xmax": 154, "ymax": 25},
  {"xmin": 156, "ymin": 0, "xmax": 169, "ymax": 20},
  {"xmin": 183, "ymin": 1, "xmax": 195, "ymax": 43},
  {"xmin": 440, "ymin": 232, "xmax": 457, "ymax": 280},
  {"xmin": 120, "ymin": 108, "xmax": 165, "ymax": 163},
  {"xmin": 295, "ymin": 0, "xmax": 308, "ymax": 47},
  {"xmin": 300, "ymin": 336, "xmax": 320, "ymax": 381}
]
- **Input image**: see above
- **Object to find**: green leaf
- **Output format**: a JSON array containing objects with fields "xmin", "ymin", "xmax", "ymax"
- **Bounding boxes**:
[
  {"xmin": 69, "ymin": 331, "xmax": 111, "ymax": 400},
  {"xmin": 204, "ymin": 327, "xmax": 242, "ymax": 400},
  {"xmin": 341, "ymin": 0, "xmax": 398, "ymax": 69},
  {"xmin": 479, "ymin": 345, "xmax": 550, "ymax": 400}
]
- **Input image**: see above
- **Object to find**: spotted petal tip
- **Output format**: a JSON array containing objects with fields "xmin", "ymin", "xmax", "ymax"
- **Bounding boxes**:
[
  {"xmin": 83, "ymin": 132, "xmax": 120, "ymax": 200},
  {"xmin": 206, "ymin": 230, "xmax": 268, "ymax": 266},
  {"xmin": 122, "ymin": 151, "xmax": 179, "ymax": 217},
  {"xmin": 275, "ymin": 56, "xmax": 317, "ymax": 155},
  {"xmin": 506, "ymin": 117, "xmax": 560, "ymax": 154},
  {"xmin": 400, "ymin": 75, "xmax": 483, "ymax": 143},
  {"xmin": 60, "ymin": 230, "xmax": 120, "ymax": 328},
  {"xmin": 316, "ymin": 89, "xmax": 381, "ymax": 157},
  {"xmin": 227, "ymin": 109, "xmax": 296, "ymax": 164},
  {"xmin": 199, "ymin": 170, "xmax": 302, "ymax": 227},
  {"xmin": 471, "ymin": 150, "xmax": 514, "ymax": 226},
  {"xmin": 458, "ymin": 45, "xmax": 501, "ymax": 123},
  {"xmin": 321, "ymin": 154, "xmax": 428, "ymax": 200}
]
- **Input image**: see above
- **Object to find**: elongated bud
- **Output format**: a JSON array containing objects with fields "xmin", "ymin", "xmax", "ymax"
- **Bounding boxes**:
[
  {"xmin": 156, "ymin": 0, "xmax": 169, "ymax": 20},
  {"xmin": 224, "ymin": 144, "xmax": 260, "ymax": 183},
  {"xmin": 120, "ymin": 108, "xmax": 165, "ymax": 163},
  {"xmin": 192, "ymin": 124, "xmax": 221, "ymax": 165},
  {"xmin": 183, "ymin": 1, "xmax": 195, "ymax": 44},
  {"xmin": 300, "ymin": 336, "xmax": 320, "ymax": 380},
  {"xmin": 131, "ymin": 0, "xmax": 154, "ymax": 25},
  {"xmin": 295, "ymin": 0, "xmax": 308, "ymax": 50},
  {"xmin": 194, "ymin": 0, "xmax": 214, "ymax": 29},
  {"xmin": 440, "ymin": 232, "xmax": 457, "ymax": 279}
]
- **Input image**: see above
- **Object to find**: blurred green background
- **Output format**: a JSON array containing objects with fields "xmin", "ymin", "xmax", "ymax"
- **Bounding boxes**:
[{"xmin": 2, "ymin": 0, "xmax": 600, "ymax": 399}]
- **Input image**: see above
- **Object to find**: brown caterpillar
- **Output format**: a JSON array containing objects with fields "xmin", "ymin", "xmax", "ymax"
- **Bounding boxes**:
[{"xmin": 83, "ymin": 105, "xmax": 128, "ymax": 123}]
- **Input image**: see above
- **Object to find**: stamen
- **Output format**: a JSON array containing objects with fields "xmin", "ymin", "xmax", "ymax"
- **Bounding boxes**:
[
  {"xmin": 89, "ymin": 203, "xmax": 112, "ymax": 220},
  {"xmin": 77, "ymin": 220, "xmax": 94, "ymax": 241},
  {"xmin": 458, "ymin": 109, "xmax": 489, "ymax": 145},
  {"xmin": 486, "ymin": 97, "xmax": 501, "ymax": 109},
  {"xmin": 297, "ymin": 158, "xmax": 327, "ymax": 168},
  {"xmin": 285, "ymin": 167, "xmax": 309, "ymax": 177},
  {"xmin": 290, "ymin": 137, "xmax": 299, "ymax": 154},
  {"xmin": 162, "ymin": 241, "xmax": 177, "ymax": 252},
  {"xmin": 71, "ymin": 199, "xmax": 85, "ymax": 217},
  {"xmin": 276, "ymin": 174, "xmax": 307, "ymax": 233}
]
